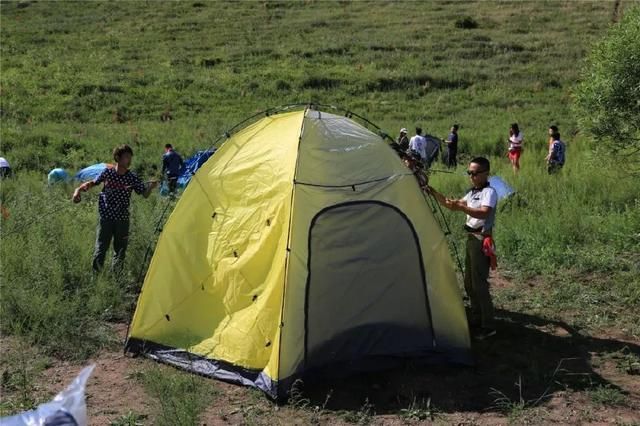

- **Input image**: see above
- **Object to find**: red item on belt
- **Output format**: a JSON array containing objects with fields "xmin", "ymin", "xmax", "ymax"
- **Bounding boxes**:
[{"xmin": 482, "ymin": 236, "xmax": 497, "ymax": 270}]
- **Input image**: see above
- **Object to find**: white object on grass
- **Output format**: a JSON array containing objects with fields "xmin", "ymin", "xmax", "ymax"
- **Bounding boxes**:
[{"xmin": 1, "ymin": 364, "xmax": 95, "ymax": 426}]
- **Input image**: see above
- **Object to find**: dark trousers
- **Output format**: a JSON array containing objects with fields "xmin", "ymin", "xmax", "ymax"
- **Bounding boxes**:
[
  {"xmin": 547, "ymin": 162, "xmax": 563, "ymax": 174},
  {"xmin": 447, "ymin": 147, "xmax": 457, "ymax": 168},
  {"xmin": 167, "ymin": 176, "xmax": 178, "ymax": 193},
  {"xmin": 92, "ymin": 219, "xmax": 130, "ymax": 275},
  {"xmin": 464, "ymin": 235, "xmax": 495, "ymax": 328}
]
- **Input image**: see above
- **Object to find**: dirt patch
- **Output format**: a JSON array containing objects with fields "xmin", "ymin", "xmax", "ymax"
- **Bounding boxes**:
[
  {"xmin": 490, "ymin": 270, "xmax": 514, "ymax": 289},
  {"xmin": 39, "ymin": 351, "xmax": 149, "ymax": 425},
  {"xmin": 29, "ymin": 325, "xmax": 150, "ymax": 424},
  {"xmin": 4, "ymin": 317, "xmax": 639, "ymax": 425}
]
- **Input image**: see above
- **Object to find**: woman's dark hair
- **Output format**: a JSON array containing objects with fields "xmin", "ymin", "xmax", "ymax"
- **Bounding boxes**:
[
  {"xmin": 549, "ymin": 125, "xmax": 558, "ymax": 133},
  {"xmin": 470, "ymin": 156, "xmax": 491, "ymax": 171},
  {"xmin": 510, "ymin": 123, "xmax": 520, "ymax": 136},
  {"xmin": 113, "ymin": 144, "xmax": 134, "ymax": 161},
  {"xmin": 551, "ymin": 131, "xmax": 561, "ymax": 140}
]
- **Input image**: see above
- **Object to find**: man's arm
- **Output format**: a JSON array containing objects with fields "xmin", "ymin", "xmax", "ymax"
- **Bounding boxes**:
[
  {"xmin": 451, "ymin": 188, "xmax": 496, "ymax": 219},
  {"xmin": 546, "ymin": 143, "xmax": 555, "ymax": 162},
  {"xmin": 142, "ymin": 181, "xmax": 159, "ymax": 198},
  {"xmin": 162, "ymin": 155, "xmax": 168, "ymax": 175},
  {"xmin": 426, "ymin": 186, "xmax": 447, "ymax": 204},
  {"xmin": 426, "ymin": 186, "xmax": 467, "ymax": 211},
  {"xmin": 72, "ymin": 181, "xmax": 96, "ymax": 203},
  {"xmin": 73, "ymin": 168, "xmax": 108, "ymax": 203}
]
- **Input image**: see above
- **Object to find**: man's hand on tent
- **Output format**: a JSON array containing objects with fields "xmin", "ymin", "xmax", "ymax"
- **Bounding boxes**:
[
  {"xmin": 426, "ymin": 186, "xmax": 445, "ymax": 203},
  {"xmin": 444, "ymin": 198, "xmax": 457, "ymax": 210},
  {"xmin": 444, "ymin": 198, "xmax": 466, "ymax": 211}
]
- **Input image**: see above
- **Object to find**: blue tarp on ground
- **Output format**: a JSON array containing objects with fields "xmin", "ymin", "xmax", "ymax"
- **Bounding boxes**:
[
  {"xmin": 75, "ymin": 163, "xmax": 111, "ymax": 182},
  {"xmin": 160, "ymin": 150, "xmax": 215, "ymax": 196},
  {"xmin": 47, "ymin": 168, "xmax": 70, "ymax": 184}
]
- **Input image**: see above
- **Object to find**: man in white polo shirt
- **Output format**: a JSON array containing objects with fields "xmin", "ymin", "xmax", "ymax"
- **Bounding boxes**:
[{"xmin": 427, "ymin": 157, "xmax": 498, "ymax": 340}]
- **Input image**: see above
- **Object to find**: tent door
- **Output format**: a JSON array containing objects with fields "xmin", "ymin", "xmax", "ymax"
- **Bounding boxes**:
[{"xmin": 304, "ymin": 201, "xmax": 434, "ymax": 370}]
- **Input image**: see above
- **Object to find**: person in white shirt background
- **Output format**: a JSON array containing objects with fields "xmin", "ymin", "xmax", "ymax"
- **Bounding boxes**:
[{"xmin": 408, "ymin": 127, "xmax": 427, "ymax": 164}]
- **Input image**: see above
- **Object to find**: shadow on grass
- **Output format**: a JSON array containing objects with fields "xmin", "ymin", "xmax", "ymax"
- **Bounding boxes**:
[{"xmin": 299, "ymin": 309, "xmax": 639, "ymax": 414}]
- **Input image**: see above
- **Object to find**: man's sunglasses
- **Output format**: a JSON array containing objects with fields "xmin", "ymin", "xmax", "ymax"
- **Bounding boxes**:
[{"xmin": 466, "ymin": 169, "xmax": 488, "ymax": 176}]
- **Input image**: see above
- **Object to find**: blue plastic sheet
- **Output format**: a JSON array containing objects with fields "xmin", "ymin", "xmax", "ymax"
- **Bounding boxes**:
[
  {"xmin": 75, "ymin": 163, "xmax": 110, "ymax": 182},
  {"xmin": 489, "ymin": 175, "xmax": 515, "ymax": 201},
  {"xmin": 160, "ymin": 150, "xmax": 215, "ymax": 196},
  {"xmin": 47, "ymin": 168, "xmax": 70, "ymax": 185}
]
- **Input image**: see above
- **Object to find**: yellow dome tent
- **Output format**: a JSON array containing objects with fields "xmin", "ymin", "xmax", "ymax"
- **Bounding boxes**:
[{"xmin": 125, "ymin": 106, "xmax": 471, "ymax": 400}]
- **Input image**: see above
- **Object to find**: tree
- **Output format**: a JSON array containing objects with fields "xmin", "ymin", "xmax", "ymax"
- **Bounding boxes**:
[{"xmin": 573, "ymin": 6, "xmax": 640, "ymax": 165}]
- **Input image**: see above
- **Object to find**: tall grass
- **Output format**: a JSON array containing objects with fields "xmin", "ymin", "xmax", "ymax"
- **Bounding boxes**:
[
  {"xmin": 135, "ymin": 366, "xmax": 217, "ymax": 426},
  {"xmin": 0, "ymin": 177, "xmax": 164, "ymax": 359},
  {"xmin": 431, "ymin": 144, "xmax": 639, "ymax": 275}
]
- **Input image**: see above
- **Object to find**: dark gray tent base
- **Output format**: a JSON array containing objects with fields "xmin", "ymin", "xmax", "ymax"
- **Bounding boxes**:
[
  {"xmin": 125, "ymin": 338, "xmax": 279, "ymax": 398},
  {"xmin": 125, "ymin": 338, "xmax": 473, "ymax": 403}
]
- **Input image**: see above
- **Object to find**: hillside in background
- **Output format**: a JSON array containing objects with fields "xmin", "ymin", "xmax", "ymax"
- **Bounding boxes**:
[{"xmin": 0, "ymin": 0, "xmax": 617, "ymax": 170}]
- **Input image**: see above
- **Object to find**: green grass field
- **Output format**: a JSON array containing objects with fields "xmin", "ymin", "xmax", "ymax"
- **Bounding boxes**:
[{"xmin": 1, "ymin": 1, "xmax": 639, "ymax": 423}]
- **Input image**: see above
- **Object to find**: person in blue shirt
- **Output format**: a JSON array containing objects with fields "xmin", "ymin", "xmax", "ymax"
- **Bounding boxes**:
[
  {"xmin": 162, "ymin": 144, "xmax": 184, "ymax": 194},
  {"xmin": 72, "ymin": 144, "xmax": 158, "ymax": 275}
]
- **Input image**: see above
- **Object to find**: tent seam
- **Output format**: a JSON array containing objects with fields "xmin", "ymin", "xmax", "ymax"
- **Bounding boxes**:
[{"xmin": 276, "ymin": 107, "xmax": 307, "ymax": 396}]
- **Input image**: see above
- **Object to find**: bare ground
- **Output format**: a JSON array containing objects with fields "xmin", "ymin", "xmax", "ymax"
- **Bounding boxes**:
[{"xmin": 4, "ymin": 292, "xmax": 640, "ymax": 425}]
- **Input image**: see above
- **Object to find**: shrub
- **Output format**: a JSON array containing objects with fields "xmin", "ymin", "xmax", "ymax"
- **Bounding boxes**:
[
  {"xmin": 455, "ymin": 16, "xmax": 479, "ymax": 29},
  {"xmin": 573, "ymin": 6, "xmax": 640, "ymax": 166}
]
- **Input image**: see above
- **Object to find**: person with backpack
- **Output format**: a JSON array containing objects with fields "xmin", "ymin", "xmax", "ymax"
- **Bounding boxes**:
[
  {"xmin": 547, "ymin": 125, "xmax": 558, "ymax": 150},
  {"xmin": 0, "ymin": 157, "xmax": 12, "ymax": 179},
  {"xmin": 546, "ymin": 127, "xmax": 566, "ymax": 174},
  {"xmin": 72, "ymin": 144, "xmax": 158, "ymax": 275},
  {"xmin": 508, "ymin": 123, "xmax": 523, "ymax": 173},
  {"xmin": 427, "ymin": 157, "xmax": 498, "ymax": 340}
]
